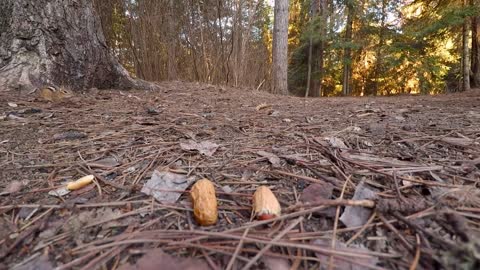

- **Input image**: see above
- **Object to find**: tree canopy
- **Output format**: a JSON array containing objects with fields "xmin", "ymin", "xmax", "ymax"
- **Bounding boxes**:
[{"xmin": 90, "ymin": 0, "xmax": 479, "ymax": 95}]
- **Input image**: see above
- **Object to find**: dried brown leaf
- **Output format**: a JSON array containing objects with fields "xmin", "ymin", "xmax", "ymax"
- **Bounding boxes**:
[
  {"xmin": 141, "ymin": 170, "xmax": 194, "ymax": 203},
  {"xmin": 15, "ymin": 254, "xmax": 53, "ymax": 270},
  {"xmin": 52, "ymin": 130, "xmax": 87, "ymax": 141},
  {"xmin": 1, "ymin": 180, "xmax": 23, "ymax": 194},
  {"xmin": 88, "ymin": 157, "xmax": 120, "ymax": 168},
  {"xmin": 261, "ymin": 256, "xmax": 290, "ymax": 270},
  {"xmin": 300, "ymin": 182, "xmax": 336, "ymax": 217},
  {"xmin": 257, "ymin": 150, "xmax": 281, "ymax": 167},
  {"xmin": 324, "ymin": 137, "xmax": 348, "ymax": 149},
  {"xmin": 440, "ymin": 137, "xmax": 473, "ymax": 147},
  {"xmin": 180, "ymin": 140, "xmax": 219, "ymax": 156},
  {"xmin": 340, "ymin": 182, "xmax": 376, "ymax": 228}
]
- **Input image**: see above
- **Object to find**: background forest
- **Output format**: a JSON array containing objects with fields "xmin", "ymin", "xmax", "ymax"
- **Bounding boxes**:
[{"xmin": 93, "ymin": 0, "xmax": 480, "ymax": 96}]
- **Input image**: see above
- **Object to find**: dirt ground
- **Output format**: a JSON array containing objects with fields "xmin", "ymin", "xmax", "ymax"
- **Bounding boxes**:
[{"xmin": 1, "ymin": 82, "xmax": 479, "ymax": 270}]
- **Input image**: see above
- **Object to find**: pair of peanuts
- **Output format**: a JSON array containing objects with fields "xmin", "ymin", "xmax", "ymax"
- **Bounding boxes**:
[{"xmin": 191, "ymin": 179, "xmax": 281, "ymax": 226}]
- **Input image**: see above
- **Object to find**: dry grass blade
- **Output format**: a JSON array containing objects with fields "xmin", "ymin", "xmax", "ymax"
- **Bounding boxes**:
[{"xmin": 241, "ymin": 217, "xmax": 303, "ymax": 270}]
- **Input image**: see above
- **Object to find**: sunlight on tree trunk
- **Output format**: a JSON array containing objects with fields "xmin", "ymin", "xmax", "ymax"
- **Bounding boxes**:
[
  {"xmin": 317, "ymin": 0, "xmax": 328, "ymax": 97},
  {"xmin": 342, "ymin": 0, "xmax": 353, "ymax": 96},
  {"xmin": 305, "ymin": 0, "xmax": 316, "ymax": 98},
  {"xmin": 472, "ymin": 0, "xmax": 480, "ymax": 88},
  {"xmin": 463, "ymin": 0, "xmax": 471, "ymax": 92},
  {"xmin": 272, "ymin": 0, "xmax": 289, "ymax": 95}
]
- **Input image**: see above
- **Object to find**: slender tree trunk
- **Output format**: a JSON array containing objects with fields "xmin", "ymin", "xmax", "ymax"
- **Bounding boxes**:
[
  {"xmin": 233, "ymin": 0, "xmax": 242, "ymax": 87},
  {"xmin": 342, "ymin": 1, "xmax": 354, "ymax": 96},
  {"xmin": 305, "ymin": 0, "xmax": 316, "ymax": 98},
  {"xmin": 272, "ymin": 0, "xmax": 289, "ymax": 95},
  {"xmin": 373, "ymin": 0, "xmax": 386, "ymax": 96},
  {"xmin": 197, "ymin": 2, "xmax": 209, "ymax": 83},
  {"xmin": 317, "ymin": 0, "xmax": 327, "ymax": 97},
  {"xmin": 167, "ymin": 0, "xmax": 177, "ymax": 81},
  {"xmin": 126, "ymin": 16, "xmax": 145, "ymax": 79},
  {"xmin": 0, "ymin": 0, "xmax": 155, "ymax": 92},
  {"xmin": 239, "ymin": 0, "xmax": 260, "ymax": 85},
  {"xmin": 463, "ymin": 0, "xmax": 471, "ymax": 92},
  {"xmin": 472, "ymin": 0, "xmax": 480, "ymax": 88},
  {"xmin": 305, "ymin": 35, "xmax": 314, "ymax": 97},
  {"xmin": 216, "ymin": 0, "xmax": 227, "ymax": 84}
]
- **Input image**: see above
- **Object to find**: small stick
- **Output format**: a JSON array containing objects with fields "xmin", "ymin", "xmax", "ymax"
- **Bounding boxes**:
[
  {"xmin": 55, "ymin": 251, "xmax": 99, "ymax": 270},
  {"xmin": 79, "ymin": 164, "xmax": 130, "ymax": 191},
  {"xmin": 346, "ymin": 212, "xmax": 376, "ymax": 245},
  {"xmin": 345, "ymin": 161, "xmax": 459, "ymax": 188},
  {"xmin": 199, "ymin": 248, "xmax": 220, "ymax": 270},
  {"xmin": 133, "ymin": 151, "xmax": 161, "ymax": 185},
  {"xmin": 0, "ymin": 224, "xmax": 41, "ymax": 260},
  {"xmin": 286, "ymin": 199, "xmax": 375, "ymax": 211},
  {"xmin": 19, "ymin": 208, "xmax": 54, "ymax": 232},
  {"xmin": 241, "ymin": 217, "xmax": 304, "ymax": 270},
  {"xmin": 378, "ymin": 213, "xmax": 414, "ymax": 252},
  {"xmin": 392, "ymin": 170, "xmax": 407, "ymax": 204},
  {"xmin": 328, "ymin": 176, "xmax": 349, "ymax": 270},
  {"xmin": 391, "ymin": 211, "xmax": 456, "ymax": 249},
  {"xmin": 291, "ymin": 186, "xmax": 307, "ymax": 270},
  {"xmin": 226, "ymin": 228, "xmax": 250, "ymax": 270},
  {"xmin": 409, "ymin": 234, "xmax": 421, "ymax": 270}
]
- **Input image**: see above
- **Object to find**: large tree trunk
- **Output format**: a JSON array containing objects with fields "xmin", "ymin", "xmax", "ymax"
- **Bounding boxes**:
[
  {"xmin": 472, "ymin": 0, "xmax": 480, "ymax": 88},
  {"xmin": 272, "ymin": 0, "xmax": 289, "ymax": 95},
  {"xmin": 0, "ymin": 0, "xmax": 156, "ymax": 92}
]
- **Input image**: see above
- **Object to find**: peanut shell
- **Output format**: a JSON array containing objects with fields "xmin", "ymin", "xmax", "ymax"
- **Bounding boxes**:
[
  {"xmin": 253, "ymin": 186, "xmax": 281, "ymax": 220},
  {"xmin": 191, "ymin": 179, "xmax": 218, "ymax": 226}
]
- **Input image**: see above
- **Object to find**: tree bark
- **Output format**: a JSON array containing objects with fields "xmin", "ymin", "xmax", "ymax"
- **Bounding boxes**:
[
  {"xmin": 472, "ymin": 0, "xmax": 480, "ymax": 88},
  {"xmin": 342, "ymin": 0, "xmax": 354, "ymax": 96},
  {"xmin": 197, "ymin": 1, "xmax": 209, "ymax": 83},
  {"xmin": 463, "ymin": 0, "xmax": 471, "ymax": 92},
  {"xmin": 167, "ymin": 0, "xmax": 178, "ymax": 81},
  {"xmin": 372, "ymin": 0, "xmax": 386, "ymax": 96},
  {"xmin": 316, "ymin": 0, "xmax": 327, "ymax": 97},
  {"xmin": 272, "ymin": 0, "xmax": 289, "ymax": 95},
  {"xmin": 0, "ymin": 0, "xmax": 156, "ymax": 92},
  {"xmin": 216, "ymin": 0, "xmax": 227, "ymax": 84},
  {"xmin": 305, "ymin": 0, "xmax": 316, "ymax": 98},
  {"xmin": 239, "ymin": 0, "xmax": 259, "ymax": 85}
]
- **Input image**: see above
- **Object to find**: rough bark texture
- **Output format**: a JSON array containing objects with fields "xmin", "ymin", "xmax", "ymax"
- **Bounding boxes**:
[
  {"xmin": 472, "ymin": 10, "xmax": 480, "ymax": 88},
  {"xmin": 0, "ymin": 0, "xmax": 157, "ymax": 92},
  {"xmin": 462, "ymin": 1, "xmax": 471, "ymax": 92},
  {"xmin": 272, "ymin": 0, "xmax": 289, "ymax": 95}
]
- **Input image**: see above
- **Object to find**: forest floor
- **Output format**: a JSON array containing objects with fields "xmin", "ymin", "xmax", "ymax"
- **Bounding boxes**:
[{"xmin": 0, "ymin": 81, "xmax": 479, "ymax": 270}]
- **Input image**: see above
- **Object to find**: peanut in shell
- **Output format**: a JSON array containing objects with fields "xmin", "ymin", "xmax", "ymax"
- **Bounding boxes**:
[
  {"xmin": 191, "ymin": 179, "xmax": 218, "ymax": 226},
  {"xmin": 253, "ymin": 186, "xmax": 281, "ymax": 220}
]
